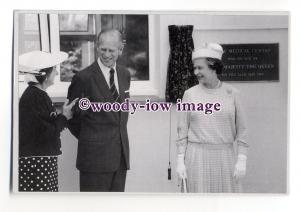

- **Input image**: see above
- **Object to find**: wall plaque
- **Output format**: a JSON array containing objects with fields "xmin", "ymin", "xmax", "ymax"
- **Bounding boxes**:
[{"xmin": 220, "ymin": 43, "xmax": 279, "ymax": 81}]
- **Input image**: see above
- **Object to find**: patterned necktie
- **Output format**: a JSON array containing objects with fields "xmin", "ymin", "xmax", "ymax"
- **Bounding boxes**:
[{"xmin": 109, "ymin": 68, "xmax": 119, "ymax": 102}]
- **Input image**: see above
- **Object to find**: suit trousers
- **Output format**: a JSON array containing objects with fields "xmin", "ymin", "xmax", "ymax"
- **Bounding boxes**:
[{"xmin": 79, "ymin": 152, "xmax": 127, "ymax": 192}]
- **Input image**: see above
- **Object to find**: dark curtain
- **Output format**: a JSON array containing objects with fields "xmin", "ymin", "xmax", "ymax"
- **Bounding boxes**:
[{"xmin": 165, "ymin": 25, "xmax": 197, "ymax": 103}]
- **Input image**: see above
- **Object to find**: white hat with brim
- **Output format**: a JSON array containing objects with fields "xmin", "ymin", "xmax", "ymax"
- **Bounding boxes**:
[
  {"xmin": 192, "ymin": 43, "xmax": 224, "ymax": 61},
  {"xmin": 19, "ymin": 51, "xmax": 68, "ymax": 74}
]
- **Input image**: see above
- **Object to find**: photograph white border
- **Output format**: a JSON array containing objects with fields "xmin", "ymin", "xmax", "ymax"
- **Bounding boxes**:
[{"xmin": 3, "ymin": 1, "xmax": 298, "ymax": 211}]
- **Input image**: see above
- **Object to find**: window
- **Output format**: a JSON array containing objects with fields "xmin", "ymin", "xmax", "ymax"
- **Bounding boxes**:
[
  {"xmin": 17, "ymin": 12, "xmax": 157, "ymax": 98},
  {"xmin": 18, "ymin": 13, "xmax": 41, "ymax": 55},
  {"xmin": 59, "ymin": 14, "xmax": 96, "ymax": 82},
  {"xmin": 58, "ymin": 14, "xmax": 149, "ymax": 82}
]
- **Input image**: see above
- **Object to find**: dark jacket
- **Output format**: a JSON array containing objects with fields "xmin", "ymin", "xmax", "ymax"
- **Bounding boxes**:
[
  {"xmin": 67, "ymin": 62, "xmax": 131, "ymax": 173},
  {"xmin": 19, "ymin": 85, "xmax": 67, "ymax": 157}
]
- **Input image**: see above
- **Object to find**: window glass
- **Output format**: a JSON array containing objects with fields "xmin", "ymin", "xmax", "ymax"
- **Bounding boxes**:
[{"xmin": 18, "ymin": 13, "xmax": 41, "ymax": 55}]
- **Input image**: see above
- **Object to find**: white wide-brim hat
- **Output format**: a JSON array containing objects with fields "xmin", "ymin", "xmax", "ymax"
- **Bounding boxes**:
[
  {"xmin": 19, "ymin": 51, "xmax": 68, "ymax": 74},
  {"xmin": 192, "ymin": 43, "xmax": 224, "ymax": 60}
]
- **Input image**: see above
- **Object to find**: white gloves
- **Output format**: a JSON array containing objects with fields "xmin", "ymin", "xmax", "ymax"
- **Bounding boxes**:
[
  {"xmin": 176, "ymin": 154, "xmax": 187, "ymax": 179},
  {"xmin": 233, "ymin": 154, "xmax": 247, "ymax": 180}
]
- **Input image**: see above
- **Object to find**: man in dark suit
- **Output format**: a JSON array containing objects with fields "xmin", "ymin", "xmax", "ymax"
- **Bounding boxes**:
[{"xmin": 67, "ymin": 29, "xmax": 131, "ymax": 192}]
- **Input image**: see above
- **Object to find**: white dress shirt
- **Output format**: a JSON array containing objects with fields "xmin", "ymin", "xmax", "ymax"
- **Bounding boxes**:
[{"xmin": 97, "ymin": 58, "xmax": 119, "ymax": 93}]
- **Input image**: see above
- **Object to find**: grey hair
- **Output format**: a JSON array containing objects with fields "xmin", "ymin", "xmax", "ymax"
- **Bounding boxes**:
[{"xmin": 96, "ymin": 29, "xmax": 123, "ymax": 47}]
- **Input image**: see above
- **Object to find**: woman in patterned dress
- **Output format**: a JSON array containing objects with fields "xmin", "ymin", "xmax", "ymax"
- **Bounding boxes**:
[
  {"xmin": 176, "ymin": 43, "xmax": 249, "ymax": 193},
  {"xmin": 18, "ymin": 51, "xmax": 77, "ymax": 192}
]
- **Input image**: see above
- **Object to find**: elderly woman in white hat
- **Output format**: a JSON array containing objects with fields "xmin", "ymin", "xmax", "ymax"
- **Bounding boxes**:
[
  {"xmin": 176, "ymin": 43, "xmax": 248, "ymax": 193},
  {"xmin": 18, "ymin": 51, "xmax": 77, "ymax": 192}
]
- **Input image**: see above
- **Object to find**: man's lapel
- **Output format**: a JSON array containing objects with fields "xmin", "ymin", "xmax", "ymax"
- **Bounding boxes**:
[
  {"xmin": 116, "ymin": 64, "xmax": 126, "ymax": 104},
  {"xmin": 92, "ymin": 62, "xmax": 112, "ymax": 102},
  {"xmin": 116, "ymin": 65, "xmax": 129, "ymax": 124},
  {"xmin": 92, "ymin": 62, "xmax": 119, "ymax": 121}
]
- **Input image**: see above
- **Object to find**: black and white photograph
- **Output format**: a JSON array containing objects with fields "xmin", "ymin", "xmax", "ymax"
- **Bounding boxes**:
[{"xmin": 12, "ymin": 11, "xmax": 288, "ymax": 193}]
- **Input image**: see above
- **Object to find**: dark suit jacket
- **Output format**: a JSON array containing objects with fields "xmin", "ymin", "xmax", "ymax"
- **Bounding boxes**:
[{"xmin": 67, "ymin": 62, "xmax": 131, "ymax": 173}]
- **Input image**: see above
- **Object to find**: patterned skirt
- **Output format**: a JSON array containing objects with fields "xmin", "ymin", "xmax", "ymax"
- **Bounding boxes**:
[
  {"xmin": 19, "ymin": 156, "xmax": 59, "ymax": 192},
  {"xmin": 185, "ymin": 142, "xmax": 242, "ymax": 193}
]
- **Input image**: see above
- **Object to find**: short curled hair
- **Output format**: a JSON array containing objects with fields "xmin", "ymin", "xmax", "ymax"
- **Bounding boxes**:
[{"xmin": 206, "ymin": 57, "xmax": 224, "ymax": 75}]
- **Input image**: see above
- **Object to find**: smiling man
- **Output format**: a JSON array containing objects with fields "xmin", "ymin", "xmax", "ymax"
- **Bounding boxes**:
[{"xmin": 67, "ymin": 29, "xmax": 131, "ymax": 192}]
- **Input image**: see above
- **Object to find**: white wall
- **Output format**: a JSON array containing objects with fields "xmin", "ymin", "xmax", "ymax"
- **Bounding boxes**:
[{"xmin": 58, "ymin": 14, "xmax": 288, "ymax": 193}]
